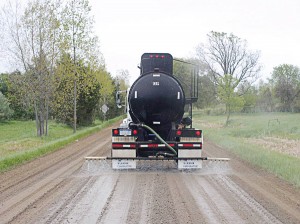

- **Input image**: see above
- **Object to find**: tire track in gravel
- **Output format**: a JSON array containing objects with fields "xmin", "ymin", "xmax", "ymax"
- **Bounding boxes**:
[
  {"xmin": 204, "ymin": 141, "xmax": 300, "ymax": 224},
  {"xmin": 182, "ymin": 174, "xmax": 231, "ymax": 224},
  {"xmin": 97, "ymin": 173, "xmax": 135, "ymax": 224},
  {"xmin": 166, "ymin": 173, "xmax": 207, "ymax": 224},
  {"xmin": 125, "ymin": 173, "xmax": 155, "ymax": 224},
  {"xmin": 206, "ymin": 175, "xmax": 282, "ymax": 224},
  {"xmin": 147, "ymin": 173, "xmax": 179, "ymax": 224}
]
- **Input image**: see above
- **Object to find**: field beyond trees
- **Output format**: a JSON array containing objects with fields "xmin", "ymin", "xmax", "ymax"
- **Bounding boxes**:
[{"xmin": 194, "ymin": 112, "xmax": 300, "ymax": 187}]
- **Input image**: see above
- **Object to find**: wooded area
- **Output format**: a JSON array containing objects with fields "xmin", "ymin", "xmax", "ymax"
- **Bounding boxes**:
[
  {"xmin": 1, "ymin": 1, "xmax": 300, "ymax": 134},
  {"xmin": 0, "ymin": 0, "xmax": 128, "ymax": 136}
]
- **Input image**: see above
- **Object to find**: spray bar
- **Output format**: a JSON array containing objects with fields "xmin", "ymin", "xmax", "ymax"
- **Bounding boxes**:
[{"xmin": 84, "ymin": 156, "xmax": 230, "ymax": 161}]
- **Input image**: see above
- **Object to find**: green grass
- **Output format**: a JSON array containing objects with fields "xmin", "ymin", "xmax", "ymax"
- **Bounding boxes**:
[
  {"xmin": 194, "ymin": 112, "xmax": 300, "ymax": 188},
  {"xmin": 0, "ymin": 117, "xmax": 123, "ymax": 172}
]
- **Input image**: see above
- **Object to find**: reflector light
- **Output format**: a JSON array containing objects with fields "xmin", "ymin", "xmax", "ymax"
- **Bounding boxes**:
[
  {"xmin": 161, "ymin": 55, "xmax": 165, "ymax": 58},
  {"xmin": 196, "ymin": 130, "xmax": 201, "ymax": 136},
  {"xmin": 178, "ymin": 143, "xmax": 202, "ymax": 148},
  {"xmin": 113, "ymin": 129, "xmax": 119, "ymax": 135},
  {"xmin": 176, "ymin": 130, "xmax": 182, "ymax": 136},
  {"xmin": 112, "ymin": 143, "xmax": 123, "ymax": 148},
  {"xmin": 150, "ymin": 55, "xmax": 153, "ymax": 58},
  {"xmin": 183, "ymin": 144, "xmax": 193, "ymax": 147},
  {"xmin": 112, "ymin": 143, "xmax": 135, "ymax": 148},
  {"xmin": 133, "ymin": 130, "xmax": 138, "ymax": 135}
]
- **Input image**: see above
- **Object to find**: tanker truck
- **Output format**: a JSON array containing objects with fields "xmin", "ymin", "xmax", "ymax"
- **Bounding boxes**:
[{"xmin": 110, "ymin": 53, "xmax": 204, "ymax": 169}]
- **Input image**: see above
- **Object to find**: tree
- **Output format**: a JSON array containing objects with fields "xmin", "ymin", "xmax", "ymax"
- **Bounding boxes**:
[
  {"xmin": 256, "ymin": 80, "xmax": 276, "ymax": 112},
  {"xmin": 7, "ymin": 71, "xmax": 35, "ymax": 119},
  {"xmin": 0, "ymin": 92, "xmax": 13, "ymax": 120},
  {"xmin": 197, "ymin": 31, "xmax": 261, "ymax": 125},
  {"xmin": 1, "ymin": 0, "xmax": 61, "ymax": 136},
  {"xmin": 197, "ymin": 75, "xmax": 217, "ymax": 109},
  {"xmin": 61, "ymin": 0, "xmax": 103, "ymax": 132},
  {"xmin": 53, "ymin": 53, "xmax": 110, "ymax": 125},
  {"xmin": 0, "ymin": 73, "xmax": 9, "ymax": 96},
  {"xmin": 52, "ymin": 53, "xmax": 75, "ymax": 124},
  {"xmin": 96, "ymin": 70, "xmax": 115, "ymax": 120},
  {"xmin": 238, "ymin": 81, "xmax": 257, "ymax": 113},
  {"xmin": 272, "ymin": 64, "xmax": 300, "ymax": 112}
]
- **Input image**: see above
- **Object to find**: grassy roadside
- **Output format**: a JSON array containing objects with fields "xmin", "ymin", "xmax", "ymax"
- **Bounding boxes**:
[
  {"xmin": 193, "ymin": 112, "xmax": 300, "ymax": 188},
  {"xmin": 0, "ymin": 116, "xmax": 123, "ymax": 173}
]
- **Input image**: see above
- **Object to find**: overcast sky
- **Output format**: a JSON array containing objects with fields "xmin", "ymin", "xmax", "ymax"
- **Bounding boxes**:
[
  {"xmin": 1, "ymin": 0, "xmax": 300, "ymax": 84},
  {"xmin": 89, "ymin": 0, "xmax": 300, "ymax": 83}
]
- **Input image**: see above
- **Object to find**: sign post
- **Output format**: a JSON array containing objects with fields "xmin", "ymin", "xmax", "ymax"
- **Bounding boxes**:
[{"xmin": 101, "ymin": 104, "xmax": 109, "ymax": 120}]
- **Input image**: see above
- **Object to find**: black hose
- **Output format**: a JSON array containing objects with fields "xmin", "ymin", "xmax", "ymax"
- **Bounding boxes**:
[{"xmin": 130, "ymin": 123, "xmax": 177, "ymax": 156}]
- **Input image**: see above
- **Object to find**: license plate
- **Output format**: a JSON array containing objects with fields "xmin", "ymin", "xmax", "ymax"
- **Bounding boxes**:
[
  {"xmin": 178, "ymin": 160, "xmax": 202, "ymax": 169},
  {"xmin": 112, "ymin": 159, "xmax": 136, "ymax": 169},
  {"xmin": 119, "ymin": 129, "xmax": 131, "ymax": 136}
]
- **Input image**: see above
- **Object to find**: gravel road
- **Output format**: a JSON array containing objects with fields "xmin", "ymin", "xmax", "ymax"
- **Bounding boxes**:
[{"xmin": 0, "ymin": 124, "xmax": 299, "ymax": 224}]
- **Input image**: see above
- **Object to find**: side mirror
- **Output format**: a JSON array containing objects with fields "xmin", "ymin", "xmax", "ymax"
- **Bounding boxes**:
[
  {"xmin": 116, "ymin": 90, "xmax": 128, "ymax": 109},
  {"xmin": 116, "ymin": 91, "xmax": 122, "ymax": 108}
]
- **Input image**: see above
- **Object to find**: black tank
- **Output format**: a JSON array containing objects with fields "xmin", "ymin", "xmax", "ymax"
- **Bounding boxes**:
[{"xmin": 128, "ymin": 72, "xmax": 185, "ymax": 128}]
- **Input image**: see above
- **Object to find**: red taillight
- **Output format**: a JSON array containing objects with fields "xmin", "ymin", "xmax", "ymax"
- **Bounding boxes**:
[
  {"xmin": 176, "ymin": 130, "xmax": 182, "ymax": 136},
  {"xmin": 133, "ymin": 130, "xmax": 138, "ymax": 135},
  {"xmin": 196, "ymin": 130, "xmax": 201, "ymax": 136},
  {"xmin": 155, "ymin": 55, "xmax": 159, "ymax": 58},
  {"xmin": 113, "ymin": 129, "xmax": 119, "ymax": 135}
]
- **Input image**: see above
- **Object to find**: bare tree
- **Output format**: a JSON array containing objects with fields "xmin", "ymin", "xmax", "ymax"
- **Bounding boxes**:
[{"xmin": 197, "ymin": 31, "xmax": 261, "ymax": 125}]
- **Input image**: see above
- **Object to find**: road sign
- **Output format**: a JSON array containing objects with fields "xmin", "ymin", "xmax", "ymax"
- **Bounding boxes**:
[{"xmin": 101, "ymin": 104, "xmax": 109, "ymax": 114}]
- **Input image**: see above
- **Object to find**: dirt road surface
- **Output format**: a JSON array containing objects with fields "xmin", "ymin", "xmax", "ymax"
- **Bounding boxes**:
[{"xmin": 1, "ymin": 124, "xmax": 300, "ymax": 224}]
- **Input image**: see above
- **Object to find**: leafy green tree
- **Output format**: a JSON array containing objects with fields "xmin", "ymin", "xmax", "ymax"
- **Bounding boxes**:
[
  {"xmin": 0, "ymin": 92, "xmax": 13, "ymax": 120},
  {"xmin": 238, "ymin": 81, "xmax": 257, "ymax": 113},
  {"xmin": 3, "ymin": 71, "xmax": 34, "ymax": 119},
  {"xmin": 61, "ymin": 0, "xmax": 103, "ymax": 132},
  {"xmin": 256, "ymin": 80, "xmax": 276, "ymax": 112},
  {"xmin": 0, "ymin": 73, "xmax": 9, "ymax": 96},
  {"xmin": 53, "ymin": 54, "xmax": 110, "ymax": 125},
  {"xmin": 52, "ymin": 53, "xmax": 77, "ymax": 124},
  {"xmin": 272, "ymin": 64, "xmax": 300, "ymax": 112},
  {"xmin": 217, "ymin": 74, "xmax": 245, "ymax": 116},
  {"xmin": 197, "ymin": 75, "xmax": 217, "ymax": 108},
  {"xmin": 197, "ymin": 31, "xmax": 261, "ymax": 125}
]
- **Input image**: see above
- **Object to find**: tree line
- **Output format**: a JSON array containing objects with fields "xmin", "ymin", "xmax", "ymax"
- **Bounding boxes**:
[{"xmin": 0, "ymin": 0, "xmax": 128, "ymax": 136}]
